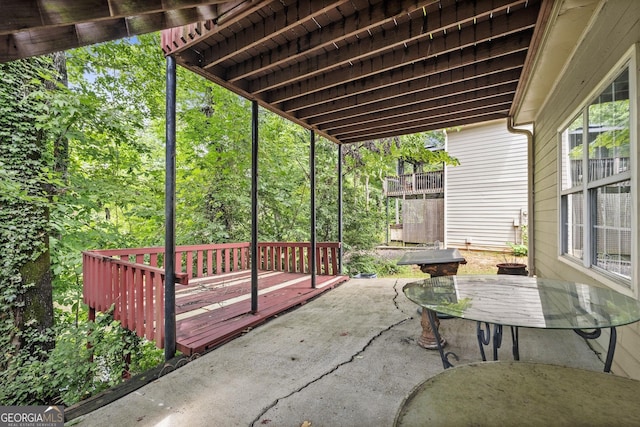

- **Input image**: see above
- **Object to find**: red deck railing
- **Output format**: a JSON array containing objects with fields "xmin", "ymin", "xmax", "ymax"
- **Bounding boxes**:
[{"xmin": 83, "ymin": 242, "xmax": 341, "ymax": 348}]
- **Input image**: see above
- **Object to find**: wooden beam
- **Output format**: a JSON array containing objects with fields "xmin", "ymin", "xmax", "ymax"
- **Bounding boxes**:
[
  {"xmin": 292, "ymin": 61, "xmax": 522, "ymax": 119},
  {"xmin": 296, "ymin": 73, "xmax": 520, "ymax": 136},
  {"xmin": 325, "ymin": 93, "xmax": 516, "ymax": 135},
  {"xmin": 272, "ymin": 39, "xmax": 529, "ymax": 110},
  {"xmin": 332, "ymin": 101, "xmax": 514, "ymax": 139},
  {"xmin": 247, "ymin": 1, "xmax": 537, "ymax": 95},
  {"xmin": 293, "ymin": 67, "xmax": 523, "ymax": 121},
  {"xmin": 0, "ymin": 0, "xmax": 231, "ymax": 35},
  {"xmin": 199, "ymin": 0, "xmax": 355, "ymax": 70},
  {"xmin": 316, "ymin": 83, "xmax": 517, "ymax": 129},
  {"xmin": 224, "ymin": 0, "xmax": 442, "ymax": 82},
  {"xmin": 336, "ymin": 112, "xmax": 510, "ymax": 144},
  {"xmin": 0, "ymin": 5, "xmax": 222, "ymax": 62}
]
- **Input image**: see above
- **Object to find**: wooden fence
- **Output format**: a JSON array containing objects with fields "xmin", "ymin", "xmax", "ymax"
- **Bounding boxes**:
[{"xmin": 83, "ymin": 242, "xmax": 341, "ymax": 348}]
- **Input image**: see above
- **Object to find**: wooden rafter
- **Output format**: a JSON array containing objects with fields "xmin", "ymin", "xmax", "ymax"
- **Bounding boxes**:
[
  {"xmin": 0, "ymin": 0, "xmax": 260, "ymax": 62},
  {"xmin": 296, "ymin": 68, "xmax": 522, "ymax": 120},
  {"xmin": 165, "ymin": 0, "xmax": 545, "ymax": 143},
  {"xmin": 249, "ymin": 0, "xmax": 534, "ymax": 96},
  {"xmin": 277, "ymin": 35, "xmax": 531, "ymax": 113},
  {"xmin": 1, "ymin": 0, "xmax": 549, "ymax": 143}
]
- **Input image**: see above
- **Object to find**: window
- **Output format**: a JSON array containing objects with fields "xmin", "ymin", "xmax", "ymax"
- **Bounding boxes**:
[{"xmin": 560, "ymin": 63, "xmax": 633, "ymax": 284}]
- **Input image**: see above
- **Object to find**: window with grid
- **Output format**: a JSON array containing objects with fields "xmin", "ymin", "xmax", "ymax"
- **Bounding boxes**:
[{"xmin": 560, "ymin": 64, "xmax": 632, "ymax": 284}]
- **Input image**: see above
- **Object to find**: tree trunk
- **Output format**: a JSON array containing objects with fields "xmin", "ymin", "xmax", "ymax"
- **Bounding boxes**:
[
  {"xmin": 51, "ymin": 52, "xmax": 69, "ymax": 184},
  {"xmin": 0, "ymin": 56, "xmax": 55, "ymax": 354}
]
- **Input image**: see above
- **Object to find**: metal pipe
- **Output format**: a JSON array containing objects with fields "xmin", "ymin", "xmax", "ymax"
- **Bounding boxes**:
[
  {"xmin": 164, "ymin": 55, "xmax": 177, "ymax": 361},
  {"xmin": 338, "ymin": 144, "xmax": 343, "ymax": 274},
  {"xmin": 251, "ymin": 100, "xmax": 259, "ymax": 312},
  {"xmin": 310, "ymin": 130, "xmax": 316, "ymax": 288},
  {"xmin": 507, "ymin": 117, "xmax": 535, "ymax": 276}
]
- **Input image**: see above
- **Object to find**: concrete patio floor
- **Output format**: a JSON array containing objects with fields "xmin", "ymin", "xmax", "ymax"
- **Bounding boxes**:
[{"xmin": 67, "ymin": 277, "xmax": 604, "ymax": 427}]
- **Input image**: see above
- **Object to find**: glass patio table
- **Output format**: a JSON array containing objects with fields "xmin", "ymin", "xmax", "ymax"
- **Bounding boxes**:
[{"xmin": 403, "ymin": 275, "xmax": 640, "ymax": 372}]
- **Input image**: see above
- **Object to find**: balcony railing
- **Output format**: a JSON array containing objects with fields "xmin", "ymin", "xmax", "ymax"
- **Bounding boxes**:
[
  {"xmin": 384, "ymin": 171, "xmax": 444, "ymax": 197},
  {"xmin": 83, "ymin": 242, "xmax": 341, "ymax": 348}
]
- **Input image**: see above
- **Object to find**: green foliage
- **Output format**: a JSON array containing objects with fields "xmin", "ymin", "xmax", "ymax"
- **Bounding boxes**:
[
  {"xmin": 507, "ymin": 242, "xmax": 528, "ymax": 257},
  {"xmin": 0, "ymin": 312, "xmax": 162, "ymax": 406},
  {"xmin": 0, "ymin": 55, "xmax": 58, "ymax": 387},
  {"xmin": 1, "ymin": 31, "xmax": 461, "ymax": 406},
  {"xmin": 344, "ymin": 251, "xmax": 407, "ymax": 277}
]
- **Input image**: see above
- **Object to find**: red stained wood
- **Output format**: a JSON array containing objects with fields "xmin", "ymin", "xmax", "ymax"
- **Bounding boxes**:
[
  {"xmin": 176, "ymin": 273, "xmax": 349, "ymax": 355},
  {"xmin": 83, "ymin": 242, "xmax": 342, "ymax": 352},
  {"xmin": 144, "ymin": 270, "xmax": 153, "ymax": 341}
]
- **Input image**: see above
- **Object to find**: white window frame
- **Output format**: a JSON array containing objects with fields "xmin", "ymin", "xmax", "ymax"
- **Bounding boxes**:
[{"xmin": 557, "ymin": 45, "xmax": 639, "ymax": 297}]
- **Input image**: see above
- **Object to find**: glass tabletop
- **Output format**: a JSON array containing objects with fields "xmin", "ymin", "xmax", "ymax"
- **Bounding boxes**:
[{"xmin": 403, "ymin": 275, "xmax": 640, "ymax": 329}]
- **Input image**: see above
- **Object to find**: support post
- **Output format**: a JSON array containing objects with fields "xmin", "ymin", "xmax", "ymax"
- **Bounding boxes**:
[
  {"xmin": 310, "ymin": 130, "xmax": 316, "ymax": 288},
  {"xmin": 164, "ymin": 55, "xmax": 177, "ymax": 361},
  {"xmin": 386, "ymin": 196, "xmax": 390, "ymax": 245},
  {"xmin": 338, "ymin": 144, "xmax": 343, "ymax": 274},
  {"xmin": 251, "ymin": 100, "xmax": 259, "ymax": 312}
]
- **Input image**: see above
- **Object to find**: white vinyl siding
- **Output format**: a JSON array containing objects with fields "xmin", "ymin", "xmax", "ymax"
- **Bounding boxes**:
[
  {"xmin": 445, "ymin": 120, "xmax": 528, "ymax": 251},
  {"xmin": 533, "ymin": 1, "xmax": 640, "ymax": 378}
]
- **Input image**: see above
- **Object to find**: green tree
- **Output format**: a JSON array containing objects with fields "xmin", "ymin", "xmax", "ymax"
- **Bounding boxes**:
[{"xmin": 0, "ymin": 56, "xmax": 56, "ymax": 352}]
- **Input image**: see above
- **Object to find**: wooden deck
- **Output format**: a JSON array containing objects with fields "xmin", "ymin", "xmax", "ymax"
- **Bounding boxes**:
[
  {"xmin": 83, "ymin": 242, "xmax": 345, "ymax": 354},
  {"xmin": 175, "ymin": 270, "xmax": 349, "ymax": 355}
]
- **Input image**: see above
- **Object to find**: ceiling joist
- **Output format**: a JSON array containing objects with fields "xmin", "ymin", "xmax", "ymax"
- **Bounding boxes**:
[
  {"xmin": 2, "ymin": 0, "xmax": 549, "ymax": 144},
  {"xmin": 164, "ymin": 0, "xmax": 545, "ymax": 143}
]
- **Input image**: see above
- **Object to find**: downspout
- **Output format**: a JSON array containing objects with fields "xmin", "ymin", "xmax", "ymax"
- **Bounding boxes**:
[{"xmin": 507, "ymin": 117, "xmax": 535, "ymax": 276}]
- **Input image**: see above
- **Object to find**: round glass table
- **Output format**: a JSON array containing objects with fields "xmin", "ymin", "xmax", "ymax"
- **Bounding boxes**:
[
  {"xmin": 394, "ymin": 362, "xmax": 640, "ymax": 426},
  {"xmin": 403, "ymin": 275, "xmax": 640, "ymax": 371}
]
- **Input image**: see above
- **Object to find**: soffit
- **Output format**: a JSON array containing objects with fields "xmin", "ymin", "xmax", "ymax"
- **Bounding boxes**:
[{"xmin": 513, "ymin": 0, "xmax": 602, "ymax": 125}]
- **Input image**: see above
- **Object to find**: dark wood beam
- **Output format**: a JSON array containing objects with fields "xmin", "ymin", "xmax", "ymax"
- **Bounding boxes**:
[
  {"xmin": 247, "ymin": 2, "xmax": 537, "ymax": 95},
  {"xmin": 308, "ymin": 81, "xmax": 517, "ymax": 132},
  {"xmin": 316, "ymin": 83, "xmax": 517, "ymax": 128},
  {"xmin": 200, "ymin": 0, "xmax": 356, "ymax": 70},
  {"xmin": 294, "ymin": 63, "xmax": 522, "ymax": 122},
  {"xmin": 273, "ymin": 38, "xmax": 529, "ymax": 111},
  {"xmin": 224, "ymin": 0, "xmax": 443, "ymax": 82},
  {"xmin": 1, "ymin": 1, "xmax": 229, "ymax": 35},
  {"xmin": 332, "ymin": 100, "xmax": 514, "ymax": 139},
  {"xmin": 1, "ymin": 5, "xmax": 222, "ymax": 62},
  {"xmin": 336, "ymin": 112, "xmax": 510, "ymax": 144},
  {"xmin": 325, "ymin": 92, "xmax": 516, "ymax": 135},
  {"xmin": 307, "ymin": 56, "xmax": 518, "ymax": 128},
  {"xmin": 297, "ymin": 68, "xmax": 521, "ymax": 122}
]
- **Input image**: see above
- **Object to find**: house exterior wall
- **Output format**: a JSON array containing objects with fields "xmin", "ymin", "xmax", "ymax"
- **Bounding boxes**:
[
  {"xmin": 533, "ymin": 1, "xmax": 640, "ymax": 378},
  {"xmin": 445, "ymin": 119, "xmax": 529, "ymax": 251}
]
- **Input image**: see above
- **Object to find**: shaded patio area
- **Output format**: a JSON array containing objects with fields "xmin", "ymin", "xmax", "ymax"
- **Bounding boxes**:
[{"xmin": 68, "ymin": 277, "xmax": 605, "ymax": 426}]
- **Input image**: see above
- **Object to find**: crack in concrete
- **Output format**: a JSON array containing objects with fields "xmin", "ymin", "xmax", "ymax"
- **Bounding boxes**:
[
  {"xmin": 250, "ymin": 280, "xmax": 412, "ymax": 427},
  {"xmin": 393, "ymin": 279, "xmax": 416, "ymax": 318}
]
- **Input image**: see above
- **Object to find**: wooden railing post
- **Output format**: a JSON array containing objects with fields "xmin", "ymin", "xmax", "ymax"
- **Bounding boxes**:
[{"xmin": 82, "ymin": 242, "xmax": 342, "ymax": 350}]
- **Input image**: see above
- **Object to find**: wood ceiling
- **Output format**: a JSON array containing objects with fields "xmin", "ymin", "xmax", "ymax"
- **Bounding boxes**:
[
  {"xmin": 163, "ymin": 0, "xmax": 550, "ymax": 144},
  {"xmin": 2, "ymin": 0, "xmax": 551, "ymax": 144},
  {"xmin": 1, "ymin": 1, "xmax": 232, "ymax": 61}
]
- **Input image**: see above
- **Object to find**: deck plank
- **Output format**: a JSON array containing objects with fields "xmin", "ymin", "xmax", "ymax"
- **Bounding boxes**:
[{"xmin": 175, "ymin": 272, "xmax": 348, "ymax": 355}]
